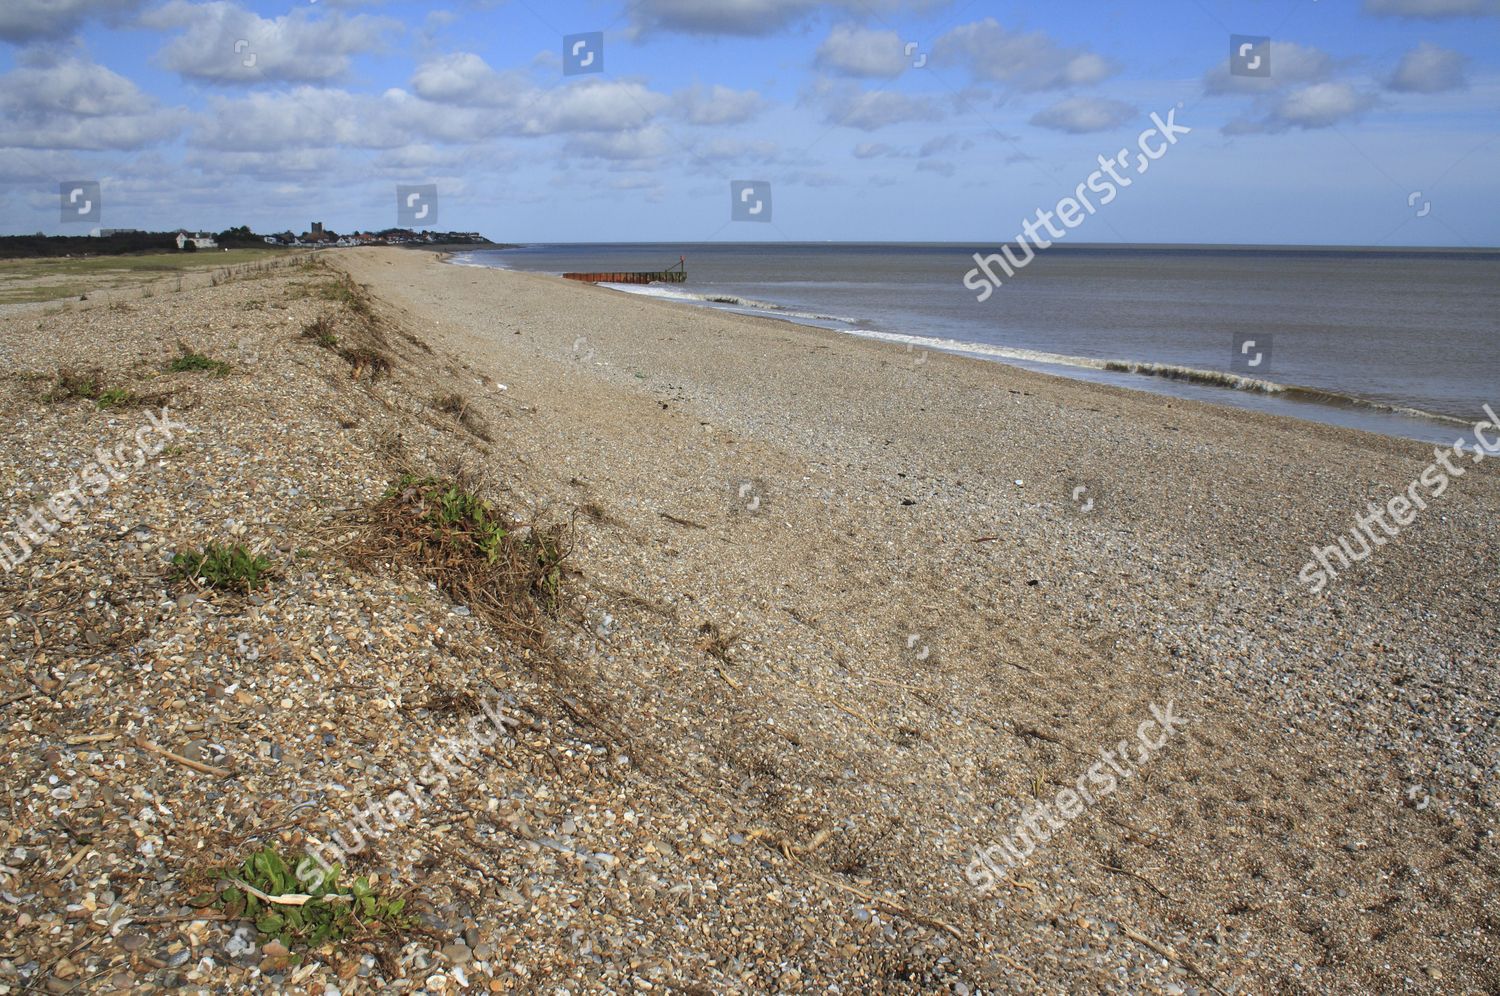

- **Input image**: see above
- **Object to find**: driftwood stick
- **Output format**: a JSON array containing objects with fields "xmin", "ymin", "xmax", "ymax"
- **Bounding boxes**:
[
  {"xmin": 1099, "ymin": 863, "xmax": 1176, "ymax": 902},
  {"xmin": 1120, "ymin": 925, "xmax": 1224, "ymax": 994},
  {"xmin": 132, "ymin": 737, "xmax": 232, "ymax": 778}
]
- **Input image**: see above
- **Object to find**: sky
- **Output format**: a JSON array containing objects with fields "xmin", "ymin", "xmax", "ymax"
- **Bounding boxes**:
[{"xmin": 1, "ymin": 0, "xmax": 1497, "ymax": 246}]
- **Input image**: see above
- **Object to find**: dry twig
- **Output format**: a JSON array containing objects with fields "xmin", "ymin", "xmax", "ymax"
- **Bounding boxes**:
[{"xmin": 132, "ymin": 737, "xmax": 232, "ymax": 778}]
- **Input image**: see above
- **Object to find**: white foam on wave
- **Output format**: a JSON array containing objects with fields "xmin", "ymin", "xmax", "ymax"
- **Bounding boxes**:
[
  {"xmin": 839, "ymin": 329, "xmax": 1284, "ymax": 393},
  {"xmin": 839, "ymin": 329, "xmax": 1471, "ymax": 426},
  {"xmin": 598, "ymin": 283, "xmax": 856, "ymax": 324}
]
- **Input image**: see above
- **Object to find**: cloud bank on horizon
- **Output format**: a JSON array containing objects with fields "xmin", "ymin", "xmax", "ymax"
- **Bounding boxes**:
[{"xmin": 0, "ymin": 0, "xmax": 1495, "ymax": 246}]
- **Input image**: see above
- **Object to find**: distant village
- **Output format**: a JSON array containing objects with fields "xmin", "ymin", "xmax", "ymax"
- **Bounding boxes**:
[
  {"xmin": 0, "ymin": 223, "xmax": 493, "ymax": 262},
  {"xmin": 258, "ymin": 222, "xmax": 490, "ymax": 249},
  {"xmin": 88, "ymin": 223, "xmax": 490, "ymax": 250}
]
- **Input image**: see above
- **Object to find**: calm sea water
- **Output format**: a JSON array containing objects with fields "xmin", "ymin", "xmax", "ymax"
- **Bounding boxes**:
[{"xmin": 454, "ymin": 243, "xmax": 1500, "ymax": 445}]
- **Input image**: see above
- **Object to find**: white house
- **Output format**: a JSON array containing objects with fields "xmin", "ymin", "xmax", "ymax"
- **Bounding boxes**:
[{"xmin": 175, "ymin": 231, "xmax": 218, "ymax": 250}]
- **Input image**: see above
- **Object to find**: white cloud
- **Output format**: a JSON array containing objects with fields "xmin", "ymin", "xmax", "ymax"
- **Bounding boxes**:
[
  {"xmin": 815, "ymin": 24, "xmax": 907, "ymax": 78},
  {"xmin": 631, "ymin": 0, "xmax": 870, "ymax": 36},
  {"xmin": 521, "ymin": 79, "xmax": 669, "ymax": 135},
  {"xmin": 1203, "ymin": 41, "xmax": 1336, "ymax": 94},
  {"xmin": 0, "ymin": 147, "xmax": 77, "ymax": 183},
  {"xmin": 1363, "ymin": 0, "xmax": 1500, "ymax": 16},
  {"xmin": 852, "ymin": 141, "xmax": 892, "ymax": 158},
  {"xmin": 195, "ymin": 87, "xmax": 405, "ymax": 150},
  {"xmin": 185, "ymin": 146, "xmax": 340, "ymax": 178},
  {"xmin": 1277, "ymin": 82, "xmax": 1379, "ymax": 126},
  {"xmin": 0, "ymin": 55, "xmax": 186, "ymax": 150},
  {"xmin": 1029, "ymin": 96, "xmax": 1136, "ymax": 133},
  {"xmin": 696, "ymin": 137, "xmax": 780, "ymax": 162},
  {"xmin": 563, "ymin": 125, "xmax": 671, "ymax": 162},
  {"xmin": 1387, "ymin": 42, "xmax": 1469, "ymax": 92},
  {"xmin": 807, "ymin": 79, "xmax": 940, "ymax": 130},
  {"xmin": 672, "ymin": 83, "xmax": 767, "ymax": 125},
  {"xmin": 410, "ymin": 53, "xmax": 526, "ymax": 107},
  {"xmin": 934, "ymin": 18, "xmax": 1116, "ymax": 91},
  {"xmin": 144, "ymin": 0, "xmax": 394, "ymax": 85},
  {"xmin": 0, "ymin": 0, "xmax": 142, "ymax": 44},
  {"xmin": 918, "ymin": 133, "xmax": 972, "ymax": 157},
  {"xmin": 1226, "ymin": 82, "xmax": 1379, "ymax": 133}
]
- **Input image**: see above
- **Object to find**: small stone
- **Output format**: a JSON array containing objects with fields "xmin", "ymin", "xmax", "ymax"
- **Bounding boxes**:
[{"xmin": 441, "ymin": 942, "xmax": 472, "ymax": 965}]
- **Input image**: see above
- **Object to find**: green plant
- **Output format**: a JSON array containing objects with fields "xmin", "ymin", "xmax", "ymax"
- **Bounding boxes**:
[
  {"xmin": 169, "ymin": 348, "xmax": 231, "ymax": 376},
  {"xmin": 171, "ymin": 543, "xmax": 273, "ymax": 591},
  {"xmin": 96, "ymin": 387, "xmax": 136, "ymax": 409},
  {"xmin": 389, "ymin": 475, "xmax": 509, "ymax": 563},
  {"xmin": 302, "ymin": 313, "xmax": 338, "ymax": 349},
  {"xmin": 204, "ymin": 847, "xmax": 410, "ymax": 953},
  {"xmin": 42, "ymin": 370, "xmax": 101, "ymax": 403},
  {"xmin": 528, "ymin": 528, "xmax": 566, "ymax": 607}
]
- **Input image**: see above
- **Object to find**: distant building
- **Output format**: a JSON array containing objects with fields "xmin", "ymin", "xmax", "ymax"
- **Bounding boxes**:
[{"xmin": 175, "ymin": 231, "xmax": 218, "ymax": 250}]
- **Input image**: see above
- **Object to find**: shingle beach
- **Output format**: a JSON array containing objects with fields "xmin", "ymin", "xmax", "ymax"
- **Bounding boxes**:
[{"xmin": 1, "ymin": 247, "xmax": 1495, "ymax": 994}]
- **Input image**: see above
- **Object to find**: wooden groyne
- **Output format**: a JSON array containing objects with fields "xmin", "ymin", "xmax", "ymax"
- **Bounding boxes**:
[{"xmin": 564, "ymin": 256, "xmax": 686, "ymax": 285}]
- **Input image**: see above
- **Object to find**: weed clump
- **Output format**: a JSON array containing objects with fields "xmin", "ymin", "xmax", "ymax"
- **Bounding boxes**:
[
  {"xmin": 96, "ymin": 387, "xmax": 137, "ymax": 409},
  {"xmin": 41, "ymin": 369, "xmax": 101, "ymax": 403},
  {"xmin": 339, "ymin": 346, "xmax": 392, "ymax": 380},
  {"xmin": 171, "ymin": 543, "xmax": 273, "ymax": 592},
  {"xmin": 356, "ymin": 475, "xmax": 567, "ymax": 646},
  {"xmin": 296, "ymin": 267, "xmax": 393, "ymax": 379},
  {"xmin": 430, "ymin": 392, "xmax": 494, "ymax": 442},
  {"xmin": 302, "ymin": 313, "xmax": 338, "ymax": 349},
  {"xmin": 169, "ymin": 346, "xmax": 231, "ymax": 376},
  {"xmin": 202, "ymin": 847, "xmax": 410, "ymax": 954}
]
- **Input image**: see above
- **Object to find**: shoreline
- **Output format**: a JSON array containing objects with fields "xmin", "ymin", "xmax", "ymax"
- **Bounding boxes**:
[{"xmin": 453, "ymin": 248, "xmax": 1483, "ymax": 448}]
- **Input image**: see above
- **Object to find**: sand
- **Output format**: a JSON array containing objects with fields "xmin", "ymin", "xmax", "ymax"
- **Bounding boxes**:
[{"xmin": 1, "ymin": 245, "xmax": 1494, "ymax": 993}]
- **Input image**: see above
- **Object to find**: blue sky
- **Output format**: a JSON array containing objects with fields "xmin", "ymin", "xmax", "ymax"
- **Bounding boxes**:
[{"xmin": 1, "ymin": 0, "xmax": 1496, "ymax": 245}]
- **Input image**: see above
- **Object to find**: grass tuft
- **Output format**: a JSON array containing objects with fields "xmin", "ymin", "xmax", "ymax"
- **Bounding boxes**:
[
  {"xmin": 96, "ymin": 387, "xmax": 137, "ymax": 409},
  {"xmin": 302, "ymin": 313, "xmax": 339, "ymax": 349},
  {"xmin": 169, "ymin": 346, "xmax": 232, "ymax": 376}
]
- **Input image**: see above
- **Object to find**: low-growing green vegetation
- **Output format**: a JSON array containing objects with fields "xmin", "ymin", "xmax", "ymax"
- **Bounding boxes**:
[
  {"xmin": 168, "ymin": 347, "xmax": 232, "ymax": 376},
  {"xmin": 391, "ymin": 473, "xmax": 510, "ymax": 562},
  {"xmin": 41, "ymin": 370, "xmax": 101, "ymax": 403},
  {"xmin": 202, "ymin": 847, "xmax": 410, "ymax": 953},
  {"xmin": 360, "ymin": 475, "xmax": 568, "ymax": 646},
  {"xmin": 171, "ymin": 543, "xmax": 273, "ymax": 592},
  {"xmin": 302, "ymin": 313, "xmax": 338, "ymax": 349},
  {"xmin": 96, "ymin": 387, "xmax": 137, "ymax": 409}
]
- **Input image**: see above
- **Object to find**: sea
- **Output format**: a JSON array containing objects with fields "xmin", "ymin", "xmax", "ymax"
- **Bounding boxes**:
[{"xmin": 450, "ymin": 243, "xmax": 1500, "ymax": 447}]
